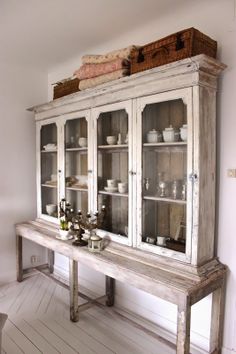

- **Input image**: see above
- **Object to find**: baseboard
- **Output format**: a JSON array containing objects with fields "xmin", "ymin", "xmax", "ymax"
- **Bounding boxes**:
[{"xmin": 222, "ymin": 349, "xmax": 236, "ymax": 354}]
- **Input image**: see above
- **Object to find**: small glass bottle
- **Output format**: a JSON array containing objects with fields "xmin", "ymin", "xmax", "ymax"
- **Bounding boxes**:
[
  {"xmin": 144, "ymin": 178, "xmax": 150, "ymax": 191},
  {"xmin": 70, "ymin": 136, "xmax": 76, "ymax": 148},
  {"xmin": 159, "ymin": 181, "xmax": 167, "ymax": 197},
  {"xmin": 156, "ymin": 172, "xmax": 164, "ymax": 197},
  {"xmin": 181, "ymin": 183, "xmax": 187, "ymax": 201},
  {"xmin": 172, "ymin": 180, "xmax": 178, "ymax": 200}
]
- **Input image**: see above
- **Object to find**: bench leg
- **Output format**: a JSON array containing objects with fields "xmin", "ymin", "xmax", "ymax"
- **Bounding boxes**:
[
  {"xmin": 48, "ymin": 250, "xmax": 54, "ymax": 273},
  {"xmin": 209, "ymin": 276, "xmax": 226, "ymax": 354},
  {"xmin": 106, "ymin": 276, "xmax": 115, "ymax": 306},
  {"xmin": 177, "ymin": 298, "xmax": 191, "ymax": 354},
  {"xmin": 16, "ymin": 235, "xmax": 23, "ymax": 282},
  {"xmin": 69, "ymin": 259, "xmax": 79, "ymax": 322}
]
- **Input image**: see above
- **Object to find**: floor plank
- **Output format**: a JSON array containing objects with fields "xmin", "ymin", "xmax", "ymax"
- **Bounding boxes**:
[{"xmin": 0, "ymin": 273, "xmax": 175, "ymax": 354}]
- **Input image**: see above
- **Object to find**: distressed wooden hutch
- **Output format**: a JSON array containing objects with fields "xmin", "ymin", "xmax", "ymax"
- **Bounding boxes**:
[{"xmin": 16, "ymin": 54, "xmax": 226, "ymax": 354}]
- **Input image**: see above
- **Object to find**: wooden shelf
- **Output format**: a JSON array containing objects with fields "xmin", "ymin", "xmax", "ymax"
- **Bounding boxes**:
[
  {"xmin": 66, "ymin": 147, "xmax": 87, "ymax": 152},
  {"xmin": 66, "ymin": 186, "xmax": 88, "ymax": 192},
  {"xmin": 41, "ymin": 183, "xmax": 57, "ymax": 189},
  {"xmin": 143, "ymin": 195, "xmax": 186, "ymax": 204},
  {"xmin": 98, "ymin": 144, "xmax": 128, "ymax": 150},
  {"xmin": 143, "ymin": 142, "xmax": 187, "ymax": 147},
  {"xmin": 41, "ymin": 149, "xmax": 57, "ymax": 153},
  {"xmin": 99, "ymin": 190, "xmax": 128, "ymax": 197}
]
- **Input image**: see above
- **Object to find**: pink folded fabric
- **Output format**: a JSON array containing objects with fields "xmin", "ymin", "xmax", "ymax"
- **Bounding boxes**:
[
  {"xmin": 79, "ymin": 69, "xmax": 129, "ymax": 90},
  {"xmin": 81, "ymin": 45, "xmax": 139, "ymax": 64},
  {"xmin": 74, "ymin": 58, "xmax": 129, "ymax": 80}
]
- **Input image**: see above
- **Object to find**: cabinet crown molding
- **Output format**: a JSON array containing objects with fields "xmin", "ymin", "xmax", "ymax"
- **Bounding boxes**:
[{"xmin": 28, "ymin": 54, "xmax": 226, "ymax": 119}]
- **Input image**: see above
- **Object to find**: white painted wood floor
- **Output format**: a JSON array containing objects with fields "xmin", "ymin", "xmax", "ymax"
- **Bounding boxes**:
[{"xmin": 0, "ymin": 273, "xmax": 176, "ymax": 354}]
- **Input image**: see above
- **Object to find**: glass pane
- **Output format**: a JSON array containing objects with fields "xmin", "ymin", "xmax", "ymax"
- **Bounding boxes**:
[
  {"xmin": 142, "ymin": 99, "xmax": 187, "ymax": 143},
  {"xmin": 143, "ymin": 145, "xmax": 187, "ymax": 198},
  {"xmin": 40, "ymin": 123, "xmax": 58, "ymax": 217},
  {"xmin": 65, "ymin": 118, "xmax": 88, "ymax": 212},
  {"xmin": 142, "ymin": 200, "xmax": 186, "ymax": 253},
  {"xmin": 98, "ymin": 194, "xmax": 128, "ymax": 237},
  {"xmin": 66, "ymin": 189, "xmax": 88, "ymax": 212},
  {"xmin": 141, "ymin": 99, "xmax": 187, "ymax": 253},
  {"xmin": 97, "ymin": 109, "xmax": 129, "ymax": 237}
]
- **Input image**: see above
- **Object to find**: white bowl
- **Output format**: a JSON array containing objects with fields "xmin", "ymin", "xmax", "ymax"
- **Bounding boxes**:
[
  {"xmin": 107, "ymin": 179, "xmax": 118, "ymax": 188},
  {"xmin": 104, "ymin": 186, "xmax": 118, "ymax": 193},
  {"xmin": 46, "ymin": 204, "xmax": 57, "ymax": 216},
  {"xmin": 78, "ymin": 137, "xmax": 87, "ymax": 147},
  {"xmin": 106, "ymin": 136, "xmax": 117, "ymax": 145}
]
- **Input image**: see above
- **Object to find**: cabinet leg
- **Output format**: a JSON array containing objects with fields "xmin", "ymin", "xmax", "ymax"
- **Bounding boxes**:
[
  {"xmin": 106, "ymin": 275, "xmax": 115, "ymax": 306},
  {"xmin": 48, "ymin": 250, "xmax": 54, "ymax": 273},
  {"xmin": 16, "ymin": 235, "xmax": 23, "ymax": 282},
  {"xmin": 69, "ymin": 259, "xmax": 79, "ymax": 322},
  {"xmin": 209, "ymin": 276, "xmax": 226, "ymax": 354},
  {"xmin": 176, "ymin": 298, "xmax": 191, "ymax": 354}
]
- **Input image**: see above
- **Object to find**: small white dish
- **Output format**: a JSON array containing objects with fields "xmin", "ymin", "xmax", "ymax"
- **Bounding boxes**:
[
  {"xmin": 104, "ymin": 186, "xmax": 118, "ymax": 193},
  {"xmin": 56, "ymin": 234, "xmax": 74, "ymax": 241},
  {"xmin": 43, "ymin": 143, "xmax": 57, "ymax": 151}
]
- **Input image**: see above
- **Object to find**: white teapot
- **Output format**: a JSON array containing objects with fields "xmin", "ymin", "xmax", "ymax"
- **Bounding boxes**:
[
  {"xmin": 146, "ymin": 129, "xmax": 162, "ymax": 143},
  {"xmin": 163, "ymin": 125, "xmax": 179, "ymax": 142}
]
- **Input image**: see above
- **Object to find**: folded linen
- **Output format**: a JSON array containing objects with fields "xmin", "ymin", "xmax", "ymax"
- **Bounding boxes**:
[
  {"xmin": 74, "ymin": 58, "xmax": 129, "ymax": 80},
  {"xmin": 81, "ymin": 45, "xmax": 138, "ymax": 64},
  {"xmin": 79, "ymin": 69, "xmax": 129, "ymax": 90}
]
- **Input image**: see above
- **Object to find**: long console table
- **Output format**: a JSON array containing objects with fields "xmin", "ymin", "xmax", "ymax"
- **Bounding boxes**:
[{"xmin": 15, "ymin": 220, "xmax": 226, "ymax": 354}]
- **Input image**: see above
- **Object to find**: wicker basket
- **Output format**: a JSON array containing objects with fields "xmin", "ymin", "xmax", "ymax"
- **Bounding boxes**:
[
  {"xmin": 53, "ymin": 78, "xmax": 79, "ymax": 99},
  {"xmin": 130, "ymin": 28, "xmax": 217, "ymax": 74}
]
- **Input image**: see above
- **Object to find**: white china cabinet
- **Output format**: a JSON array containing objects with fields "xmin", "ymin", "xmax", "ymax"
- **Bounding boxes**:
[
  {"xmin": 31, "ymin": 54, "xmax": 226, "ymax": 269},
  {"xmin": 37, "ymin": 109, "xmax": 92, "ymax": 222},
  {"xmin": 92, "ymin": 101, "xmax": 133, "ymax": 246}
]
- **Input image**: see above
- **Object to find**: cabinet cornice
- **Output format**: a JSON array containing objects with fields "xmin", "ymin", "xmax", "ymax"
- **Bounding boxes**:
[{"xmin": 28, "ymin": 55, "xmax": 226, "ymax": 122}]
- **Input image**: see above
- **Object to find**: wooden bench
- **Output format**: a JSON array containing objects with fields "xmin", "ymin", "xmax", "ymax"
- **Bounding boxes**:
[{"xmin": 15, "ymin": 220, "xmax": 226, "ymax": 354}]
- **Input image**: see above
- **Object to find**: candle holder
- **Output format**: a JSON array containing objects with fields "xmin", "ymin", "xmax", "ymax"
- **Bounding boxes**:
[
  {"xmin": 71, "ymin": 206, "xmax": 106, "ymax": 247},
  {"xmin": 71, "ymin": 211, "xmax": 87, "ymax": 246},
  {"xmin": 58, "ymin": 199, "xmax": 106, "ymax": 247}
]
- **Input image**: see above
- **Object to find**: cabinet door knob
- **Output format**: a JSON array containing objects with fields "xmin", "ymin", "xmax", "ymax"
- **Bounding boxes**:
[
  {"xmin": 129, "ymin": 171, "xmax": 136, "ymax": 176},
  {"xmin": 189, "ymin": 173, "xmax": 198, "ymax": 181},
  {"xmin": 87, "ymin": 170, "xmax": 93, "ymax": 174}
]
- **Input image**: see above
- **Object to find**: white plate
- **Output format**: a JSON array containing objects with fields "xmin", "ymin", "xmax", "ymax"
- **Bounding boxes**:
[
  {"xmin": 43, "ymin": 144, "xmax": 57, "ymax": 151},
  {"xmin": 104, "ymin": 186, "xmax": 118, "ymax": 193},
  {"xmin": 56, "ymin": 234, "xmax": 74, "ymax": 241}
]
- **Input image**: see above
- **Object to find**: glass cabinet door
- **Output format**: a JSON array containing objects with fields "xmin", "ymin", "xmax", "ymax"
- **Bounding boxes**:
[
  {"xmin": 93, "ymin": 102, "xmax": 132, "ymax": 245},
  {"xmin": 137, "ymin": 89, "xmax": 192, "ymax": 261},
  {"xmin": 40, "ymin": 122, "xmax": 58, "ymax": 218},
  {"xmin": 64, "ymin": 116, "xmax": 88, "ymax": 212}
]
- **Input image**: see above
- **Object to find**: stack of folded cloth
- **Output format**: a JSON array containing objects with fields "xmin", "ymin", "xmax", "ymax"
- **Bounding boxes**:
[{"xmin": 74, "ymin": 45, "xmax": 138, "ymax": 90}]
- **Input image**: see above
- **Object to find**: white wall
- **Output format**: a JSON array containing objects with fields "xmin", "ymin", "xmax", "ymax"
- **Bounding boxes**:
[
  {"xmin": 0, "ymin": 62, "xmax": 48, "ymax": 283},
  {"xmin": 48, "ymin": 1, "xmax": 236, "ymax": 352}
]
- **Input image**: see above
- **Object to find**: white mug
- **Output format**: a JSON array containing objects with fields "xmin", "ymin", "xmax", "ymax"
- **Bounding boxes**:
[
  {"xmin": 156, "ymin": 236, "xmax": 168, "ymax": 246},
  {"xmin": 118, "ymin": 182, "xmax": 128, "ymax": 193}
]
